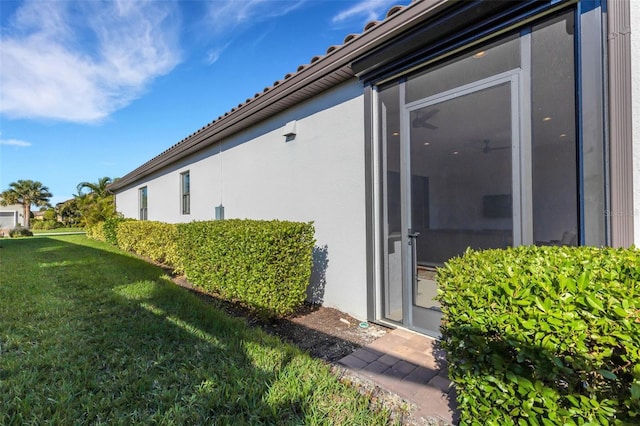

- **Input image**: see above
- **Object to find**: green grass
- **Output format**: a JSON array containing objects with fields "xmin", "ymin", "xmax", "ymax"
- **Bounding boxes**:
[
  {"xmin": 0, "ymin": 235, "xmax": 393, "ymax": 425},
  {"xmin": 31, "ymin": 227, "xmax": 85, "ymax": 234}
]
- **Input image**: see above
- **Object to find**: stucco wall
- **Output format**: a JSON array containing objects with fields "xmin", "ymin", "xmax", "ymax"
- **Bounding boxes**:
[
  {"xmin": 114, "ymin": 80, "xmax": 370, "ymax": 319},
  {"xmin": 631, "ymin": 0, "xmax": 640, "ymax": 245},
  {"xmin": 0, "ymin": 203, "xmax": 24, "ymax": 230}
]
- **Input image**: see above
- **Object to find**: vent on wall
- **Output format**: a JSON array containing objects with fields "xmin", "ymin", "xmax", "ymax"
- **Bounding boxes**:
[
  {"xmin": 283, "ymin": 120, "xmax": 297, "ymax": 141},
  {"xmin": 215, "ymin": 204, "xmax": 225, "ymax": 220}
]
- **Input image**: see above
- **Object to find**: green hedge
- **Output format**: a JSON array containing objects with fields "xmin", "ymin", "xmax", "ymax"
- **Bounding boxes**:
[
  {"xmin": 176, "ymin": 220, "xmax": 315, "ymax": 318},
  {"xmin": 103, "ymin": 217, "xmax": 129, "ymax": 246},
  {"xmin": 438, "ymin": 246, "xmax": 640, "ymax": 425},
  {"xmin": 85, "ymin": 222, "xmax": 105, "ymax": 242},
  {"xmin": 30, "ymin": 220, "xmax": 63, "ymax": 230},
  {"xmin": 86, "ymin": 218, "xmax": 130, "ymax": 245},
  {"xmin": 87, "ymin": 218, "xmax": 315, "ymax": 318},
  {"xmin": 116, "ymin": 221, "xmax": 180, "ymax": 267},
  {"xmin": 8, "ymin": 226, "xmax": 33, "ymax": 237}
]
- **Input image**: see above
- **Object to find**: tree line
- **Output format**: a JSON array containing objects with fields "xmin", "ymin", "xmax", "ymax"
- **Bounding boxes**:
[{"xmin": 0, "ymin": 177, "xmax": 120, "ymax": 230}]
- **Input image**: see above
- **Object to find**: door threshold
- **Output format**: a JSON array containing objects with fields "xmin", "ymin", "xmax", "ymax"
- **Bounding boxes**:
[{"xmin": 372, "ymin": 318, "xmax": 441, "ymax": 340}]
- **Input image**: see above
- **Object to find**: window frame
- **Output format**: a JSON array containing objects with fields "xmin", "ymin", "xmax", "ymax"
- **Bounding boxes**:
[
  {"xmin": 139, "ymin": 186, "xmax": 148, "ymax": 220},
  {"xmin": 180, "ymin": 171, "xmax": 190, "ymax": 215}
]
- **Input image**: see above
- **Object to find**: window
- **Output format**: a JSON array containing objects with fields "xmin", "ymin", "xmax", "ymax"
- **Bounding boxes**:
[
  {"xmin": 139, "ymin": 187, "xmax": 148, "ymax": 220},
  {"xmin": 181, "ymin": 171, "xmax": 190, "ymax": 215}
]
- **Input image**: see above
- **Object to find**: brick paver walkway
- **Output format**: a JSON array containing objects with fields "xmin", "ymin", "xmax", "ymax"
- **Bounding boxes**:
[{"xmin": 338, "ymin": 328, "xmax": 458, "ymax": 424}]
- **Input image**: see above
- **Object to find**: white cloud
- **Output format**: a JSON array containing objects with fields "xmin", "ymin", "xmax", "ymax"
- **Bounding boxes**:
[
  {"xmin": 197, "ymin": 0, "xmax": 305, "ymax": 65},
  {"xmin": 0, "ymin": 0, "xmax": 181, "ymax": 123},
  {"xmin": 205, "ymin": 0, "xmax": 305, "ymax": 34},
  {"xmin": 205, "ymin": 42, "xmax": 231, "ymax": 65},
  {"xmin": 0, "ymin": 138, "xmax": 32, "ymax": 147},
  {"xmin": 332, "ymin": 0, "xmax": 398, "ymax": 25}
]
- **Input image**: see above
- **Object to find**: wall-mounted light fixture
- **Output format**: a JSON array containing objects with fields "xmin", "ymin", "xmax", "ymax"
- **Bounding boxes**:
[{"xmin": 283, "ymin": 120, "xmax": 297, "ymax": 141}]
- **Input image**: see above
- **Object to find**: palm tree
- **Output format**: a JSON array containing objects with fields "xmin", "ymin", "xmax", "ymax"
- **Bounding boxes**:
[
  {"xmin": 76, "ymin": 176, "xmax": 113, "ymax": 198},
  {"xmin": 0, "ymin": 180, "xmax": 53, "ymax": 229},
  {"xmin": 74, "ymin": 177, "xmax": 117, "ymax": 226}
]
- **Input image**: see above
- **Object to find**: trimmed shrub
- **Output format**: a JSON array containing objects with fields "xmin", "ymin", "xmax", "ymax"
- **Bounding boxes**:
[
  {"xmin": 176, "ymin": 220, "xmax": 315, "ymax": 318},
  {"xmin": 438, "ymin": 245, "xmax": 640, "ymax": 425},
  {"xmin": 31, "ymin": 220, "xmax": 63, "ymax": 230},
  {"xmin": 86, "ymin": 218, "xmax": 131, "ymax": 244},
  {"xmin": 102, "ymin": 217, "xmax": 128, "ymax": 246},
  {"xmin": 8, "ymin": 226, "xmax": 33, "ymax": 238},
  {"xmin": 86, "ymin": 221, "xmax": 106, "ymax": 242},
  {"xmin": 116, "ymin": 221, "xmax": 179, "ymax": 266}
]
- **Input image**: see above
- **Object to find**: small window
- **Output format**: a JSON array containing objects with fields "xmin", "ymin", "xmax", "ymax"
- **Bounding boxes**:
[
  {"xmin": 181, "ymin": 171, "xmax": 190, "ymax": 215},
  {"xmin": 139, "ymin": 187, "xmax": 148, "ymax": 220}
]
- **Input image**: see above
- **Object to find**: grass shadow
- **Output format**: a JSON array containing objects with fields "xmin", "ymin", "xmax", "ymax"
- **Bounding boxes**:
[{"xmin": 0, "ymin": 236, "xmax": 392, "ymax": 425}]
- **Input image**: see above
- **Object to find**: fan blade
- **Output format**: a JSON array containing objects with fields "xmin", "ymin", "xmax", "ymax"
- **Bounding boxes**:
[
  {"xmin": 411, "ymin": 108, "xmax": 440, "ymax": 129},
  {"xmin": 421, "ymin": 109, "xmax": 440, "ymax": 119}
]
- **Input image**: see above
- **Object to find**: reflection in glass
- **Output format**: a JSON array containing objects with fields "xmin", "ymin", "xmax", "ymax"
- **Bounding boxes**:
[{"xmin": 531, "ymin": 12, "xmax": 578, "ymax": 246}]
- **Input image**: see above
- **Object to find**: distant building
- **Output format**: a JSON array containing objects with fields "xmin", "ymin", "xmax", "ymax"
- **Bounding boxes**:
[
  {"xmin": 0, "ymin": 199, "xmax": 24, "ymax": 231},
  {"xmin": 110, "ymin": 0, "xmax": 639, "ymax": 337}
]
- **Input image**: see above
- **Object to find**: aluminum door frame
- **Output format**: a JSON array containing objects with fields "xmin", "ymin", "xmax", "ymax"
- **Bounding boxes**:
[{"xmin": 399, "ymin": 70, "xmax": 525, "ymax": 335}]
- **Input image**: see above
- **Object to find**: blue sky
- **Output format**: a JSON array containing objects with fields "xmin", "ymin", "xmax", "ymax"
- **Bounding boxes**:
[{"xmin": 0, "ymin": 0, "xmax": 410, "ymax": 206}]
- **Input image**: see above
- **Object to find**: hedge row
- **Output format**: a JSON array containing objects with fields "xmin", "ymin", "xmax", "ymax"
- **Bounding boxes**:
[
  {"xmin": 86, "ymin": 217, "xmax": 132, "ymax": 246},
  {"xmin": 176, "ymin": 220, "xmax": 315, "ymax": 318},
  {"xmin": 88, "ymin": 219, "xmax": 315, "ymax": 318},
  {"xmin": 116, "ymin": 220, "xmax": 180, "ymax": 268},
  {"xmin": 437, "ymin": 245, "xmax": 640, "ymax": 425}
]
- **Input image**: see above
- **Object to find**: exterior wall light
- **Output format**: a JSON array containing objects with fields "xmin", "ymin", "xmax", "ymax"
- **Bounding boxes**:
[{"xmin": 283, "ymin": 120, "xmax": 297, "ymax": 141}]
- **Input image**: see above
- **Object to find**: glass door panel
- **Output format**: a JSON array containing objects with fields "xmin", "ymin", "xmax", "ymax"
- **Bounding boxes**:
[
  {"xmin": 379, "ymin": 84, "xmax": 404, "ymax": 323},
  {"xmin": 407, "ymin": 78, "xmax": 516, "ymax": 332},
  {"xmin": 376, "ymin": 11, "xmax": 583, "ymax": 337}
]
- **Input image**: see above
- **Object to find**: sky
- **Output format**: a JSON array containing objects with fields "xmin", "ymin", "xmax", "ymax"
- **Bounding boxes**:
[{"xmin": 0, "ymin": 0, "xmax": 411, "ymax": 206}]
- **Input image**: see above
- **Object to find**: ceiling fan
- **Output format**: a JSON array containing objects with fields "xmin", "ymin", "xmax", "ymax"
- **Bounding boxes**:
[
  {"xmin": 481, "ymin": 138, "xmax": 510, "ymax": 154},
  {"xmin": 412, "ymin": 109, "xmax": 439, "ymax": 129}
]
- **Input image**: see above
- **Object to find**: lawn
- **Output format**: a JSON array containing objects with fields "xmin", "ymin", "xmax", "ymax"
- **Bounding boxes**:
[
  {"xmin": 0, "ymin": 235, "xmax": 394, "ymax": 425},
  {"xmin": 31, "ymin": 227, "xmax": 85, "ymax": 234}
]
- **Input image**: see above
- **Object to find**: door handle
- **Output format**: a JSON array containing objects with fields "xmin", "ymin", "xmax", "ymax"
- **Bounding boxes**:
[
  {"xmin": 408, "ymin": 229, "xmax": 420, "ymax": 284},
  {"xmin": 408, "ymin": 229, "xmax": 420, "ymax": 245}
]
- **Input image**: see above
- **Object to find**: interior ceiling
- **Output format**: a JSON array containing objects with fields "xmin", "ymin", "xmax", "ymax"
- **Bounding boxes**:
[
  {"xmin": 383, "ymin": 16, "xmax": 576, "ymax": 160},
  {"xmin": 410, "ymin": 82, "xmax": 512, "ymax": 158}
]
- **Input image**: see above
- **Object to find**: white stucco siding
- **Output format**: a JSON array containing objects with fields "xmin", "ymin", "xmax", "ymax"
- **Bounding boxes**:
[
  {"xmin": 631, "ymin": 0, "xmax": 640, "ymax": 245},
  {"xmin": 114, "ymin": 184, "xmax": 138, "ymax": 219},
  {"xmin": 114, "ymin": 80, "xmax": 370, "ymax": 319},
  {"xmin": 0, "ymin": 203, "xmax": 24, "ymax": 229}
]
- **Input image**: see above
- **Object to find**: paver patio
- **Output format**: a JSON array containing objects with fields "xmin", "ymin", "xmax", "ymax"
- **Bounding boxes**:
[{"xmin": 338, "ymin": 328, "xmax": 459, "ymax": 424}]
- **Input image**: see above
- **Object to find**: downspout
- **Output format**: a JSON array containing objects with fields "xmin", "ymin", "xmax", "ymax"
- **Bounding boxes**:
[{"xmin": 607, "ymin": 0, "xmax": 635, "ymax": 247}]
